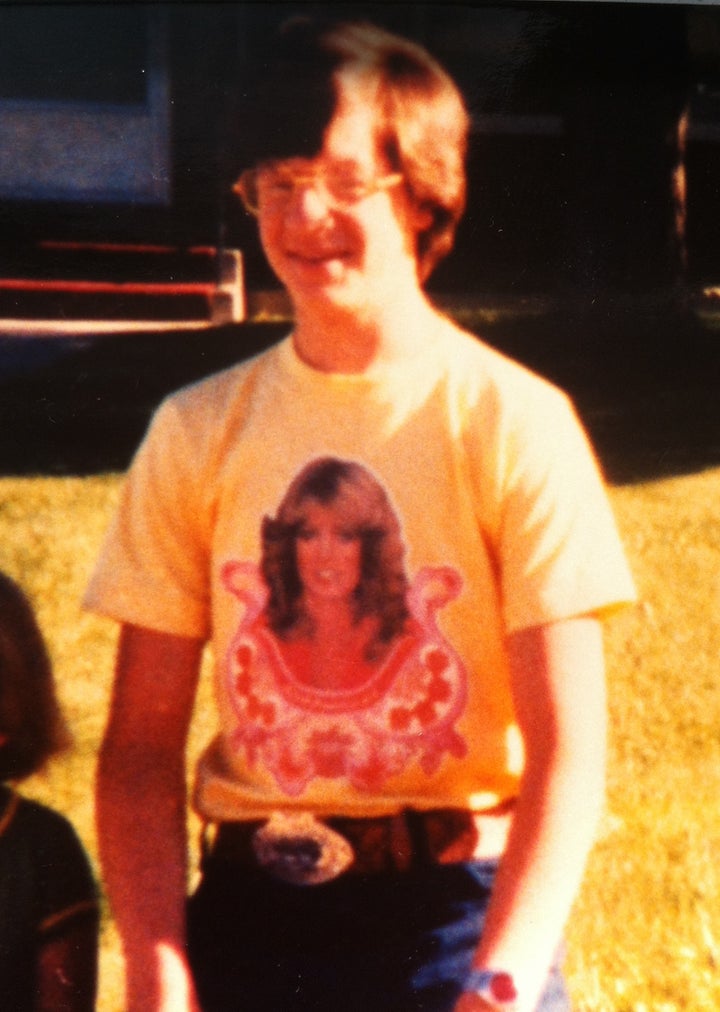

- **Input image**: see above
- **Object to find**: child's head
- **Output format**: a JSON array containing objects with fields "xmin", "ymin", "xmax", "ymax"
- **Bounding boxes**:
[{"xmin": 0, "ymin": 571, "xmax": 70, "ymax": 781}]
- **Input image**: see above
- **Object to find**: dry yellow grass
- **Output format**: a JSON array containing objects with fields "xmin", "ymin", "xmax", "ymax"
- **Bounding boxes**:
[
  {"xmin": 565, "ymin": 472, "xmax": 720, "ymax": 1011},
  {"xmin": 1, "ymin": 466, "xmax": 718, "ymax": 1010}
]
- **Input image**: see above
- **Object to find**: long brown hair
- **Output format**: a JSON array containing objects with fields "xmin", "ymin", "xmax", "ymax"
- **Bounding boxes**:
[{"xmin": 261, "ymin": 458, "xmax": 409, "ymax": 657}]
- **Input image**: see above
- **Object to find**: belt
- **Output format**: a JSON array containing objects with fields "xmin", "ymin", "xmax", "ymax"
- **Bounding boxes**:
[{"xmin": 203, "ymin": 803, "xmax": 514, "ymax": 886}]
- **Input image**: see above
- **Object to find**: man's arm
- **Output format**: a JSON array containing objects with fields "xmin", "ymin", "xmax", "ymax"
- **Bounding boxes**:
[
  {"xmin": 456, "ymin": 615, "xmax": 607, "ymax": 1012},
  {"xmin": 95, "ymin": 624, "xmax": 205, "ymax": 1012}
]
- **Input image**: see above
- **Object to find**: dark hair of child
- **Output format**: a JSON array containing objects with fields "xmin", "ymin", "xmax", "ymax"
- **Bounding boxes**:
[
  {"xmin": 0, "ymin": 570, "xmax": 98, "ymax": 1011},
  {"xmin": 0, "ymin": 570, "xmax": 71, "ymax": 782}
]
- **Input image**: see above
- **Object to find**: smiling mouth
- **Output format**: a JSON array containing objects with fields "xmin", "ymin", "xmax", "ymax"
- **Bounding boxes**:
[{"xmin": 287, "ymin": 249, "xmax": 349, "ymax": 264}]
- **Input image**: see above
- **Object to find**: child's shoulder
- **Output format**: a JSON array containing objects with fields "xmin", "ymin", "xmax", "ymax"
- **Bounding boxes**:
[{"xmin": 1, "ymin": 788, "xmax": 84, "ymax": 853}]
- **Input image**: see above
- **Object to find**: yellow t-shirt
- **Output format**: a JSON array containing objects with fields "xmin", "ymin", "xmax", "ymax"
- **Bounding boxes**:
[{"xmin": 84, "ymin": 325, "xmax": 635, "ymax": 820}]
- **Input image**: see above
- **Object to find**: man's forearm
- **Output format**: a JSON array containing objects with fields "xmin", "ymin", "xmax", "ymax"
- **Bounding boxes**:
[
  {"xmin": 469, "ymin": 747, "xmax": 604, "ymax": 1010},
  {"xmin": 96, "ymin": 624, "xmax": 204, "ymax": 1012},
  {"xmin": 96, "ymin": 743, "xmax": 197, "ymax": 1012},
  {"xmin": 463, "ymin": 617, "xmax": 607, "ymax": 1012}
]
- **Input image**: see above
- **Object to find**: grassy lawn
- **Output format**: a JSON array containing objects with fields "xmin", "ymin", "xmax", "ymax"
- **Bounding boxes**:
[{"xmin": 1, "ymin": 464, "xmax": 718, "ymax": 1011}]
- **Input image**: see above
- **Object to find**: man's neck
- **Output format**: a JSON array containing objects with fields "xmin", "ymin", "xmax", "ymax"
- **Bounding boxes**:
[{"xmin": 291, "ymin": 288, "xmax": 441, "ymax": 374}]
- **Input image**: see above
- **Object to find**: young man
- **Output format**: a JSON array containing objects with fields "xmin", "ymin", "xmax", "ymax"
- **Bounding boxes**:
[{"xmin": 87, "ymin": 20, "xmax": 635, "ymax": 1012}]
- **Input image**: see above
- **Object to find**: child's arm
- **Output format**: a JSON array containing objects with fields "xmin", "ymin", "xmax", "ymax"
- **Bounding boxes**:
[{"xmin": 36, "ymin": 910, "xmax": 99, "ymax": 1012}]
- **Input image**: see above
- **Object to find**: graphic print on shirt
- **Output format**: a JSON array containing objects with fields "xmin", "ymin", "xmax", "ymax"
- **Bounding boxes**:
[{"xmin": 222, "ymin": 457, "xmax": 469, "ymax": 796}]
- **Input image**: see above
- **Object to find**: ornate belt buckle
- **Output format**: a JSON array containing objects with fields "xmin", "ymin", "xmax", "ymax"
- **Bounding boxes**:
[{"xmin": 252, "ymin": 812, "xmax": 354, "ymax": 885}]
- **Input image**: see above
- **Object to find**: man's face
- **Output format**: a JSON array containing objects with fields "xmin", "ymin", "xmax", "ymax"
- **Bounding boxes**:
[{"xmin": 255, "ymin": 71, "xmax": 424, "ymax": 319}]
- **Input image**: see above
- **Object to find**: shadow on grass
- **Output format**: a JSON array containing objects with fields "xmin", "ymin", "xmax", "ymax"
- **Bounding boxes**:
[
  {"xmin": 486, "ymin": 303, "xmax": 720, "ymax": 485},
  {"xmin": 0, "ymin": 307, "xmax": 717, "ymax": 484}
]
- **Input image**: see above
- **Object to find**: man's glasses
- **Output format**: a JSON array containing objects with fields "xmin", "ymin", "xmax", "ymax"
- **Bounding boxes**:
[{"xmin": 233, "ymin": 163, "xmax": 403, "ymax": 216}]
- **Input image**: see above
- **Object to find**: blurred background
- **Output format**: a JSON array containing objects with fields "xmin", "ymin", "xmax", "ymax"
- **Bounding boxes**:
[{"xmin": 0, "ymin": 1, "xmax": 717, "ymax": 482}]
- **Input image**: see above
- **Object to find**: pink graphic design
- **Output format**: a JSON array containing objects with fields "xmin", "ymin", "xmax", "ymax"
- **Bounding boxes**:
[{"xmin": 221, "ymin": 458, "xmax": 468, "ymax": 796}]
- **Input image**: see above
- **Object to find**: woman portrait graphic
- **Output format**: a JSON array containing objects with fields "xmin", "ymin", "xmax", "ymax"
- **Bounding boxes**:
[
  {"xmin": 260, "ymin": 456, "xmax": 412, "ymax": 690},
  {"xmin": 220, "ymin": 455, "xmax": 469, "ymax": 797}
]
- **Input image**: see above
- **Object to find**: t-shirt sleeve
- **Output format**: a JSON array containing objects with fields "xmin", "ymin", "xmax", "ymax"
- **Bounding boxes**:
[
  {"xmin": 478, "ymin": 381, "xmax": 636, "ymax": 632},
  {"xmin": 83, "ymin": 393, "xmax": 214, "ymax": 638}
]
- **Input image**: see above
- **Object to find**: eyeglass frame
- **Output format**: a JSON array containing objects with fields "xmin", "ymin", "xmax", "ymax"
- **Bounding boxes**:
[{"xmin": 233, "ymin": 163, "xmax": 404, "ymax": 216}]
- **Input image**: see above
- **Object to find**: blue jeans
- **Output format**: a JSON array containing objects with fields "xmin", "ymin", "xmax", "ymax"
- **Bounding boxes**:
[{"xmin": 187, "ymin": 858, "xmax": 570, "ymax": 1011}]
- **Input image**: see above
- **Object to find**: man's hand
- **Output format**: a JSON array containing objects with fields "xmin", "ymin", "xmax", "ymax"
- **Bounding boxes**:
[{"xmin": 153, "ymin": 943, "xmax": 203, "ymax": 1012}]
